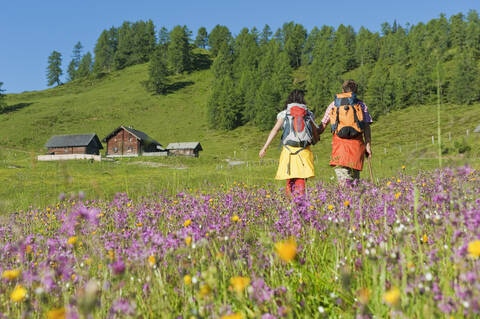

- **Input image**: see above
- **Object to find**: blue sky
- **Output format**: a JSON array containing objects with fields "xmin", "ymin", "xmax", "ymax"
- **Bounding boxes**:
[{"xmin": 1, "ymin": 0, "xmax": 479, "ymax": 93}]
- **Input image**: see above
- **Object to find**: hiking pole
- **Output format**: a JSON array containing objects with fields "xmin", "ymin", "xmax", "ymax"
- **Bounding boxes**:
[{"xmin": 367, "ymin": 155, "xmax": 375, "ymax": 185}]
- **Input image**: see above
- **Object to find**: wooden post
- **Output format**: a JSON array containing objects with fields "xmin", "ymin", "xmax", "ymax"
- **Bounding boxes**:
[
  {"xmin": 432, "ymin": 136, "xmax": 435, "ymax": 144},
  {"xmin": 449, "ymin": 132, "xmax": 451, "ymax": 141}
]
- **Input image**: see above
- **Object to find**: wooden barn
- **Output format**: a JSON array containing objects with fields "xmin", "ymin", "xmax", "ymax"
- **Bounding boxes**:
[
  {"xmin": 103, "ymin": 126, "xmax": 167, "ymax": 157},
  {"xmin": 45, "ymin": 134, "xmax": 103, "ymax": 155},
  {"xmin": 166, "ymin": 142, "xmax": 203, "ymax": 157}
]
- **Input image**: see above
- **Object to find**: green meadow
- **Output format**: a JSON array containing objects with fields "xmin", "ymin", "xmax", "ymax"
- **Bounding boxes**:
[{"xmin": 1, "ymin": 62, "xmax": 480, "ymax": 213}]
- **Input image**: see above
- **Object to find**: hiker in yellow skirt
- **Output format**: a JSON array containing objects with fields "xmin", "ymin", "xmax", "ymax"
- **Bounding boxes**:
[{"xmin": 259, "ymin": 89, "xmax": 319, "ymax": 196}]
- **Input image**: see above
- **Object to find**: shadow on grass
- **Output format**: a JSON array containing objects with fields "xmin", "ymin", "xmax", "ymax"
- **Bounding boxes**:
[
  {"xmin": 165, "ymin": 81, "xmax": 194, "ymax": 93},
  {"xmin": 191, "ymin": 52, "xmax": 212, "ymax": 71},
  {"xmin": 0, "ymin": 102, "xmax": 33, "ymax": 114}
]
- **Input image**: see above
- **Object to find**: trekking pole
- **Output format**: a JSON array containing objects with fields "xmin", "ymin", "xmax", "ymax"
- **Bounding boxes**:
[{"xmin": 367, "ymin": 155, "xmax": 375, "ymax": 185}]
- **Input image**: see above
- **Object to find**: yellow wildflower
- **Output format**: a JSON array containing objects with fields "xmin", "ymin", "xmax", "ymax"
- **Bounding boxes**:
[
  {"xmin": 46, "ymin": 307, "xmax": 66, "ymax": 319},
  {"xmin": 184, "ymin": 275, "xmax": 192, "ymax": 285},
  {"xmin": 468, "ymin": 240, "xmax": 480, "ymax": 258},
  {"xmin": 396, "ymin": 179, "xmax": 401, "ymax": 183},
  {"xmin": 357, "ymin": 288, "xmax": 371, "ymax": 305},
  {"xmin": 274, "ymin": 238, "xmax": 297, "ymax": 263},
  {"xmin": 136, "ymin": 222, "xmax": 143, "ymax": 227},
  {"xmin": 184, "ymin": 219, "xmax": 192, "ymax": 227},
  {"xmin": 383, "ymin": 287, "xmax": 400, "ymax": 306},
  {"xmin": 199, "ymin": 284, "xmax": 211, "ymax": 297},
  {"xmin": 422, "ymin": 234, "xmax": 428, "ymax": 244},
  {"xmin": 67, "ymin": 236, "xmax": 78, "ymax": 245},
  {"xmin": 231, "ymin": 215, "xmax": 240, "ymax": 222},
  {"xmin": 221, "ymin": 313, "xmax": 243, "ymax": 319},
  {"xmin": 394, "ymin": 192, "xmax": 401, "ymax": 199},
  {"xmin": 344, "ymin": 200, "xmax": 350, "ymax": 207},
  {"xmin": 327, "ymin": 204, "xmax": 334, "ymax": 210},
  {"xmin": 25, "ymin": 245, "xmax": 32, "ymax": 254},
  {"xmin": 10, "ymin": 285, "xmax": 27, "ymax": 302},
  {"xmin": 185, "ymin": 236, "xmax": 192, "ymax": 246},
  {"xmin": 148, "ymin": 255, "xmax": 156, "ymax": 267},
  {"xmin": 229, "ymin": 276, "xmax": 250, "ymax": 293},
  {"xmin": 2, "ymin": 269, "xmax": 21, "ymax": 280},
  {"xmin": 401, "ymin": 165, "xmax": 406, "ymax": 170}
]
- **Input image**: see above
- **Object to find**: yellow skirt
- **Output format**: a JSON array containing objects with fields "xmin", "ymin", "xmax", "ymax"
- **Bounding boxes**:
[{"xmin": 275, "ymin": 146, "xmax": 315, "ymax": 180}]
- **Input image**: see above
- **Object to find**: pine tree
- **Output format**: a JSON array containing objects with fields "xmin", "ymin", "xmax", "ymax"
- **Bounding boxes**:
[
  {"xmin": 167, "ymin": 25, "xmax": 191, "ymax": 74},
  {"xmin": 302, "ymin": 27, "xmax": 320, "ymax": 66},
  {"xmin": 0, "ymin": 82, "xmax": 6, "ymax": 109},
  {"xmin": 281, "ymin": 22, "xmax": 307, "ymax": 68},
  {"xmin": 208, "ymin": 25, "xmax": 232, "ymax": 56},
  {"xmin": 67, "ymin": 60, "xmax": 77, "ymax": 81},
  {"xmin": 333, "ymin": 24, "xmax": 357, "ymax": 72},
  {"xmin": 158, "ymin": 27, "xmax": 170, "ymax": 48},
  {"xmin": 114, "ymin": 22, "xmax": 135, "ymax": 69},
  {"xmin": 260, "ymin": 24, "xmax": 272, "ymax": 46},
  {"xmin": 466, "ymin": 10, "xmax": 480, "ymax": 57},
  {"xmin": 194, "ymin": 27, "xmax": 208, "ymax": 48},
  {"xmin": 450, "ymin": 13, "xmax": 466, "ymax": 48},
  {"xmin": 448, "ymin": 50, "xmax": 480, "ymax": 104},
  {"xmin": 77, "ymin": 52, "xmax": 93, "ymax": 78},
  {"xmin": 132, "ymin": 20, "xmax": 156, "ymax": 63},
  {"xmin": 72, "ymin": 42, "xmax": 83, "ymax": 68},
  {"xmin": 147, "ymin": 46, "xmax": 170, "ymax": 94},
  {"xmin": 47, "ymin": 50, "xmax": 63, "ymax": 86},
  {"xmin": 93, "ymin": 27, "xmax": 118, "ymax": 74}
]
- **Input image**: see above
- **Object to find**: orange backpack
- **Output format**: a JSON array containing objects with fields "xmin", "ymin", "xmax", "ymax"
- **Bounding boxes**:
[{"xmin": 329, "ymin": 92, "xmax": 365, "ymax": 139}]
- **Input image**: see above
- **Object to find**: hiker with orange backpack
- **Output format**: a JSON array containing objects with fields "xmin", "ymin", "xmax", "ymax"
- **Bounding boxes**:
[
  {"xmin": 317, "ymin": 80, "xmax": 372, "ymax": 184},
  {"xmin": 259, "ymin": 89, "xmax": 319, "ymax": 196}
]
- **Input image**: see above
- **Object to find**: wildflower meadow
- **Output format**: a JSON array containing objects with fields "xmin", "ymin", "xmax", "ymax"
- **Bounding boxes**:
[{"xmin": 1, "ymin": 166, "xmax": 479, "ymax": 318}]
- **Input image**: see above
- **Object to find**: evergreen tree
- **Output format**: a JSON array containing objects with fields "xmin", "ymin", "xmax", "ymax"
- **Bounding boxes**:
[
  {"xmin": 72, "ymin": 41, "xmax": 83, "ymax": 68},
  {"xmin": 67, "ymin": 41, "xmax": 83, "ymax": 81},
  {"xmin": 450, "ymin": 13, "xmax": 466, "ymax": 48},
  {"xmin": 132, "ymin": 20, "xmax": 156, "ymax": 63},
  {"xmin": 466, "ymin": 10, "xmax": 480, "ymax": 57},
  {"xmin": 46, "ymin": 50, "xmax": 63, "ymax": 86},
  {"xmin": 93, "ymin": 27, "xmax": 118, "ymax": 74},
  {"xmin": 260, "ymin": 24, "xmax": 272, "ymax": 46},
  {"xmin": 158, "ymin": 27, "xmax": 170, "ymax": 48},
  {"xmin": 147, "ymin": 46, "xmax": 170, "ymax": 94},
  {"xmin": 365, "ymin": 60, "xmax": 390, "ymax": 118},
  {"xmin": 355, "ymin": 27, "xmax": 380, "ymax": 66},
  {"xmin": 0, "ymin": 82, "xmax": 6, "ymax": 109},
  {"xmin": 448, "ymin": 50, "xmax": 480, "ymax": 104},
  {"xmin": 194, "ymin": 27, "xmax": 208, "ymax": 48},
  {"xmin": 77, "ymin": 52, "xmax": 93, "ymax": 78},
  {"xmin": 333, "ymin": 24, "xmax": 357, "ymax": 72},
  {"xmin": 67, "ymin": 60, "xmax": 77, "ymax": 81},
  {"xmin": 281, "ymin": 22, "xmax": 307, "ymax": 68},
  {"xmin": 114, "ymin": 21, "xmax": 135, "ymax": 69},
  {"xmin": 302, "ymin": 27, "xmax": 320, "ymax": 66},
  {"xmin": 167, "ymin": 25, "xmax": 191, "ymax": 74},
  {"xmin": 306, "ymin": 26, "xmax": 338, "ymax": 114},
  {"xmin": 208, "ymin": 25, "xmax": 232, "ymax": 56}
]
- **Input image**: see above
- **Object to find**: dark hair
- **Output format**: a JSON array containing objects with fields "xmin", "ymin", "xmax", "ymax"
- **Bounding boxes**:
[
  {"xmin": 342, "ymin": 80, "xmax": 358, "ymax": 94},
  {"xmin": 284, "ymin": 89, "xmax": 306, "ymax": 109}
]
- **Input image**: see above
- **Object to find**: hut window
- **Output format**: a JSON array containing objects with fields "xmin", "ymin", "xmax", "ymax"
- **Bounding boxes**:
[
  {"xmin": 64, "ymin": 148, "xmax": 68, "ymax": 153},
  {"xmin": 127, "ymin": 146, "xmax": 132, "ymax": 152},
  {"xmin": 113, "ymin": 147, "xmax": 118, "ymax": 153},
  {"xmin": 129, "ymin": 137, "xmax": 132, "ymax": 142}
]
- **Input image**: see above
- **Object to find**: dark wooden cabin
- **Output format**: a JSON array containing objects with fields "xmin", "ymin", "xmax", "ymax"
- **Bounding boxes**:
[
  {"xmin": 103, "ymin": 126, "xmax": 166, "ymax": 157},
  {"xmin": 166, "ymin": 142, "xmax": 203, "ymax": 157},
  {"xmin": 45, "ymin": 134, "xmax": 103, "ymax": 155}
]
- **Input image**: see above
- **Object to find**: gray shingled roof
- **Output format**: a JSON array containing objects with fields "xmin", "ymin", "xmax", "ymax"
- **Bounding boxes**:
[
  {"xmin": 45, "ymin": 134, "xmax": 103, "ymax": 149},
  {"xmin": 166, "ymin": 142, "xmax": 202, "ymax": 151},
  {"xmin": 474, "ymin": 124, "xmax": 480, "ymax": 133},
  {"xmin": 103, "ymin": 126, "xmax": 163, "ymax": 148}
]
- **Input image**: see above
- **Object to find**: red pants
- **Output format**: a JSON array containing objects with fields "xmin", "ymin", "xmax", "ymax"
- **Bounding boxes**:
[{"xmin": 286, "ymin": 178, "xmax": 305, "ymax": 196}]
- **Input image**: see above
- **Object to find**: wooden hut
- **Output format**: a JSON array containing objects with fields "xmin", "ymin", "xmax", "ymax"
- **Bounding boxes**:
[
  {"xmin": 45, "ymin": 134, "xmax": 103, "ymax": 155},
  {"xmin": 166, "ymin": 142, "xmax": 203, "ymax": 157},
  {"xmin": 103, "ymin": 126, "xmax": 167, "ymax": 157}
]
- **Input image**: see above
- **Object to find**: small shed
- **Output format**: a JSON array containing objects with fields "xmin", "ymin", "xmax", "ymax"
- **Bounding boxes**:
[
  {"xmin": 474, "ymin": 124, "xmax": 480, "ymax": 133},
  {"xmin": 166, "ymin": 142, "xmax": 203, "ymax": 157},
  {"xmin": 103, "ymin": 126, "xmax": 167, "ymax": 157},
  {"xmin": 45, "ymin": 134, "xmax": 103, "ymax": 155}
]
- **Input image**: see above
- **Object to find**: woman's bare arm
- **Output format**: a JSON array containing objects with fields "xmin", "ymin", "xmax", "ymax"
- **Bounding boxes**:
[{"xmin": 259, "ymin": 118, "xmax": 284, "ymax": 158}]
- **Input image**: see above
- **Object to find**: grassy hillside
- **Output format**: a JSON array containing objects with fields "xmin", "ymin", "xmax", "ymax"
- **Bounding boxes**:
[{"xmin": 1, "ymin": 62, "xmax": 480, "ymax": 212}]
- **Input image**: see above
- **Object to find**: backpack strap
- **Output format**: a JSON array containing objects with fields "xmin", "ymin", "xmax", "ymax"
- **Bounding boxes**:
[{"xmin": 283, "ymin": 145, "xmax": 307, "ymax": 175}]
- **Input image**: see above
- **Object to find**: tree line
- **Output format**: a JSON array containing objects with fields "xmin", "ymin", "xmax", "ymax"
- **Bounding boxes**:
[{"xmin": 44, "ymin": 11, "xmax": 480, "ymax": 131}]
